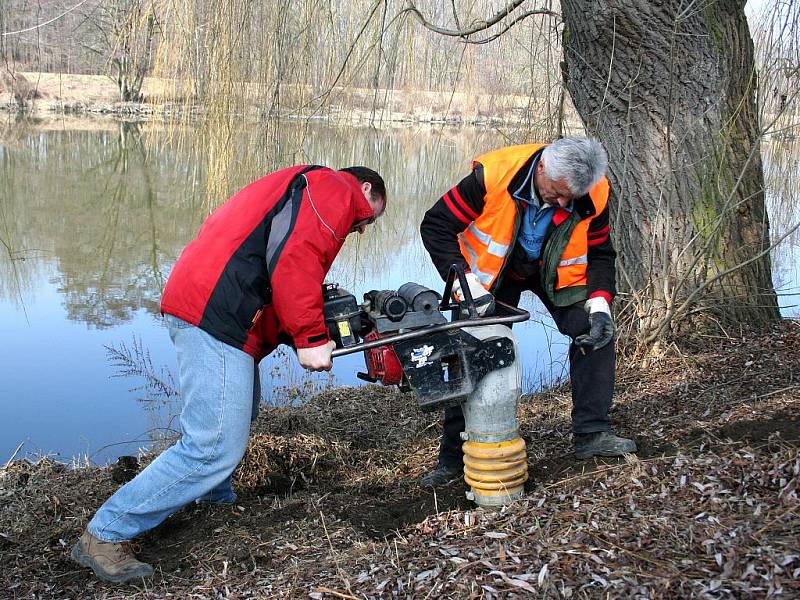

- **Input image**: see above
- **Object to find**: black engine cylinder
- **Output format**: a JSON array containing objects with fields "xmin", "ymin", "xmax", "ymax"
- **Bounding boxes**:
[
  {"xmin": 365, "ymin": 289, "xmax": 408, "ymax": 322},
  {"xmin": 398, "ymin": 282, "xmax": 441, "ymax": 313}
]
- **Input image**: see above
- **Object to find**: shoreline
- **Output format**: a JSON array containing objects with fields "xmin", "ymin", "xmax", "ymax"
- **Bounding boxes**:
[
  {"xmin": 1, "ymin": 71, "xmax": 581, "ymax": 128},
  {"xmin": 3, "ymin": 72, "xmax": 794, "ymax": 138}
]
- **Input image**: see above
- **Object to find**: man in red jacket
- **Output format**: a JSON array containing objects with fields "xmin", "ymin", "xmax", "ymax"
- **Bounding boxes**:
[{"xmin": 71, "ymin": 165, "xmax": 386, "ymax": 583}]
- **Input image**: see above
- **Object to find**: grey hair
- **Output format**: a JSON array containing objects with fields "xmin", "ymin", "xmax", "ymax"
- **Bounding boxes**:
[{"xmin": 540, "ymin": 136, "xmax": 608, "ymax": 196}]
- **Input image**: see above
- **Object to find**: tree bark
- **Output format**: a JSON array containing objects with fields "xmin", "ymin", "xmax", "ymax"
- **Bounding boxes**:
[{"xmin": 561, "ymin": 0, "xmax": 780, "ymax": 340}]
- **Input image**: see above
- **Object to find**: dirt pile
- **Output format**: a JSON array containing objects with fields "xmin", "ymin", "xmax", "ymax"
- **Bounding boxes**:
[
  {"xmin": 233, "ymin": 433, "xmax": 344, "ymax": 494},
  {"xmin": 1, "ymin": 320, "xmax": 798, "ymax": 598}
]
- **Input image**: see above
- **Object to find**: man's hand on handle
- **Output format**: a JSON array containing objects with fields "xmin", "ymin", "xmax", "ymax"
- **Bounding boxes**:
[
  {"xmin": 575, "ymin": 296, "xmax": 615, "ymax": 352},
  {"xmin": 452, "ymin": 272, "xmax": 495, "ymax": 316},
  {"xmin": 297, "ymin": 340, "xmax": 337, "ymax": 371}
]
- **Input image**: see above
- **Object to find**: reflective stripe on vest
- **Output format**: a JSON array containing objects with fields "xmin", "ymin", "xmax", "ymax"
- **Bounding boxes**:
[
  {"xmin": 558, "ymin": 255, "xmax": 588, "ymax": 267},
  {"xmin": 467, "ymin": 223, "xmax": 510, "ymax": 258},
  {"xmin": 458, "ymin": 233, "xmax": 496, "ymax": 286}
]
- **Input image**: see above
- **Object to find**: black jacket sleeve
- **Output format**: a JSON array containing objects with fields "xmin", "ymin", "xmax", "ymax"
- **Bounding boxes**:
[
  {"xmin": 420, "ymin": 165, "xmax": 487, "ymax": 280},
  {"xmin": 586, "ymin": 205, "xmax": 617, "ymax": 300}
]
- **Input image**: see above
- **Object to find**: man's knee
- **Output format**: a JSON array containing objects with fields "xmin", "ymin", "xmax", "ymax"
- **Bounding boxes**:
[{"xmin": 177, "ymin": 428, "xmax": 248, "ymax": 473}]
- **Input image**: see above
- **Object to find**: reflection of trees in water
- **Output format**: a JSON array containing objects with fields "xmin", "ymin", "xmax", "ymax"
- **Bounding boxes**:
[
  {"xmin": 57, "ymin": 123, "xmax": 184, "ymax": 327},
  {"xmin": 764, "ymin": 137, "xmax": 800, "ymax": 242},
  {"xmin": 763, "ymin": 138, "xmax": 800, "ymax": 312},
  {"xmin": 60, "ymin": 123, "xmax": 166, "ymax": 327},
  {"xmin": 0, "ymin": 116, "xmax": 53, "ymax": 313},
  {"xmin": 8, "ymin": 121, "xmax": 501, "ymax": 327},
  {"xmin": 3, "ymin": 122, "xmax": 205, "ymax": 327}
]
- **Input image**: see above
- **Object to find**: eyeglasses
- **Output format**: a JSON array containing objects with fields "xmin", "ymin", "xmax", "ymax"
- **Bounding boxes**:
[{"xmin": 350, "ymin": 197, "xmax": 385, "ymax": 232}]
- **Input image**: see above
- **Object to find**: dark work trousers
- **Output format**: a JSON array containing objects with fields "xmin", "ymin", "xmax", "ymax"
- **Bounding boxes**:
[{"xmin": 438, "ymin": 274, "xmax": 615, "ymax": 468}]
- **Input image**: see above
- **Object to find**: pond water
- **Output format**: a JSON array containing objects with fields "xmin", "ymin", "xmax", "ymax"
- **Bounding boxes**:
[{"xmin": 1, "ymin": 118, "xmax": 797, "ymax": 465}]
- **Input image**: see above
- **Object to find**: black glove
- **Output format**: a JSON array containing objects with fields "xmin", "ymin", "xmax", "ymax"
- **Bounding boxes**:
[{"xmin": 575, "ymin": 300, "xmax": 615, "ymax": 352}]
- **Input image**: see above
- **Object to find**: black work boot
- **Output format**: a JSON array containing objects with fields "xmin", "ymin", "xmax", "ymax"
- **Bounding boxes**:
[
  {"xmin": 574, "ymin": 431, "xmax": 637, "ymax": 459},
  {"xmin": 419, "ymin": 464, "xmax": 462, "ymax": 487}
]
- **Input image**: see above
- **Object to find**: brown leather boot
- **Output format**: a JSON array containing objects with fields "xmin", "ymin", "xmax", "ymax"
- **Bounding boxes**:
[{"xmin": 71, "ymin": 530, "xmax": 154, "ymax": 583}]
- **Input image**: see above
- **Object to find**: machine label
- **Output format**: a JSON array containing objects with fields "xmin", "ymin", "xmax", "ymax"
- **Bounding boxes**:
[
  {"xmin": 338, "ymin": 321, "xmax": 352, "ymax": 337},
  {"xmin": 410, "ymin": 344, "xmax": 434, "ymax": 367}
]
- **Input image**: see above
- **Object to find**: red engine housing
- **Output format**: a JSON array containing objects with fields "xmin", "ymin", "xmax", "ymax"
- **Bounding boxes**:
[{"xmin": 363, "ymin": 330, "xmax": 404, "ymax": 386}]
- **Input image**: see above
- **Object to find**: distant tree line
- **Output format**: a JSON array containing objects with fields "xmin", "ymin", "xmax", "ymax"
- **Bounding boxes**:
[{"xmin": 0, "ymin": 0, "xmax": 563, "ymax": 106}]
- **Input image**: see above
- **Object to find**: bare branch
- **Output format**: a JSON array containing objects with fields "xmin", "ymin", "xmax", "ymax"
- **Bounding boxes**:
[
  {"xmin": 403, "ymin": 0, "xmax": 559, "ymax": 43},
  {"xmin": 1, "ymin": 0, "xmax": 97, "ymax": 37}
]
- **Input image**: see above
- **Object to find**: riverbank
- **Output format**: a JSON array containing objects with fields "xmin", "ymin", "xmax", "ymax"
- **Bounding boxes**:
[
  {"xmin": 2, "ymin": 319, "xmax": 799, "ymax": 598},
  {"xmin": 0, "ymin": 71, "xmax": 569, "ymax": 127}
]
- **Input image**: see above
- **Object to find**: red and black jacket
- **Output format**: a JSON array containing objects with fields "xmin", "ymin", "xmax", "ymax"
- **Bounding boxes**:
[{"xmin": 160, "ymin": 165, "xmax": 374, "ymax": 360}]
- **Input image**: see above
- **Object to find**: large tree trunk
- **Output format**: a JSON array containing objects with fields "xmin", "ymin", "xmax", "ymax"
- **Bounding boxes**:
[{"xmin": 561, "ymin": 0, "xmax": 780, "ymax": 342}]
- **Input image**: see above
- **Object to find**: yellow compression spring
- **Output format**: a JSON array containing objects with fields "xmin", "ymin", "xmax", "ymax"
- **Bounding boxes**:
[{"xmin": 462, "ymin": 436, "xmax": 528, "ymax": 504}]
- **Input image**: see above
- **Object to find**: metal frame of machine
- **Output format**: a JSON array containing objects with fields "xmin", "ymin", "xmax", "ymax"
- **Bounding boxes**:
[
  {"xmin": 325, "ymin": 265, "xmax": 529, "ymax": 411},
  {"xmin": 328, "ymin": 266, "xmax": 530, "ymax": 358}
]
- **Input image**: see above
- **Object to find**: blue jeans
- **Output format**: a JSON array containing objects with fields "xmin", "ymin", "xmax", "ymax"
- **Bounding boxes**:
[{"xmin": 88, "ymin": 315, "xmax": 261, "ymax": 542}]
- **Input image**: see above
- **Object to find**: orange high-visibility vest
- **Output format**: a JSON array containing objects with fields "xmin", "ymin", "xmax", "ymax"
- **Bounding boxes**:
[{"xmin": 457, "ymin": 144, "xmax": 609, "ymax": 304}]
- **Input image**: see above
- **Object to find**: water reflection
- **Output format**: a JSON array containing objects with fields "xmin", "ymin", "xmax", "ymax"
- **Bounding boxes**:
[
  {"xmin": 0, "ymin": 118, "xmax": 505, "ymax": 325},
  {"xmin": 0, "ymin": 117, "xmax": 796, "ymax": 464},
  {"xmin": 764, "ymin": 136, "xmax": 800, "ymax": 313},
  {"xmin": 1, "ymin": 124, "xmax": 199, "ymax": 326}
]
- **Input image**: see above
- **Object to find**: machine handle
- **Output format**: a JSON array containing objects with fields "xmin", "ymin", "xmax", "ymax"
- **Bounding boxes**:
[
  {"xmin": 441, "ymin": 264, "xmax": 481, "ymax": 319},
  {"xmin": 330, "ymin": 301, "xmax": 529, "ymax": 358}
]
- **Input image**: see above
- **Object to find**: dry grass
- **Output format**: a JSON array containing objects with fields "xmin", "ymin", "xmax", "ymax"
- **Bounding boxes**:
[
  {"xmin": 1, "ymin": 320, "xmax": 798, "ymax": 598},
  {"xmin": 233, "ymin": 433, "xmax": 345, "ymax": 494}
]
